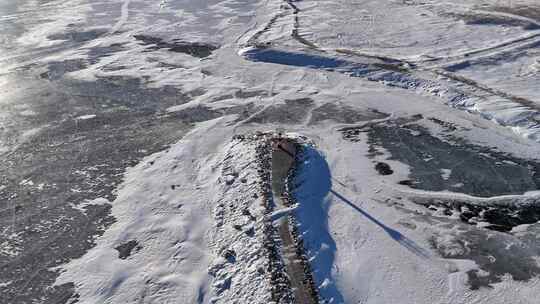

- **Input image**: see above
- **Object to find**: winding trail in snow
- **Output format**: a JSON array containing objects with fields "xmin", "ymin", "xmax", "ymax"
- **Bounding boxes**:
[{"xmin": 109, "ymin": 0, "xmax": 131, "ymax": 35}]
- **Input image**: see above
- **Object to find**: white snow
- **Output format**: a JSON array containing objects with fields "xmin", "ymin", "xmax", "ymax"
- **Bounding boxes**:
[
  {"xmin": 269, "ymin": 205, "xmax": 299, "ymax": 222},
  {"xmin": 70, "ymin": 197, "xmax": 110, "ymax": 214},
  {"xmin": 76, "ymin": 114, "xmax": 97, "ymax": 120},
  {"xmin": 207, "ymin": 134, "xmax": 276, "ymax": 303},
  {"xmin": 55, "ymin": 118, "xmax": 233, "ymax": 303},
  {"xmin": 440, "ymin": 169, "xmax": 452, "ymax": 180}
]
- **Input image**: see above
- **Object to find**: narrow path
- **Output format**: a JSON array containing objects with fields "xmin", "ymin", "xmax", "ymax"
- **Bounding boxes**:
[
  {"xmin": 271, "ymin": 140, "xmax": 318, "ymax": 304},
  {"xmin": 109, "ymin": 0, "xmax": 131, "ymax": 35}
]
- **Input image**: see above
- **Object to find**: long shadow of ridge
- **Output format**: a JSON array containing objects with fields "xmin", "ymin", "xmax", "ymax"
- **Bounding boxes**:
[
  {"xmin": 291, "ymin": 146, "xmax": 344, "ymax": 304},
  {"xmin": 329, "ymin": 190, "xmax": 431, "ymax": 259}
]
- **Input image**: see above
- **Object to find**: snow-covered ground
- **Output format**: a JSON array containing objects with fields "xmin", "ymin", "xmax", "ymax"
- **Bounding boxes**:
[{"xmin": 1, "ymin": 0, "xmax": 540, "ymax": 303}]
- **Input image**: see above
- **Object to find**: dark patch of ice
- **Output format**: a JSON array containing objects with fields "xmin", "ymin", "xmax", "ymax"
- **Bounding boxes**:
[
  {"xmin": 343, "ymin": 119, "xmax": 540, "ymax": 197},
  {"xmin": 443, "ymin": 11, "xmax": 540, "ymax": 30},
  {"xmin": 210, "ymin": 89, "xmax": 274, "ymax": 103},
  {"xmin": 47, "ymin": 29, "xmax": 108, "ymax": 43},
  {"xmin": 309, "ymin": 103, "xmax": 388, "ymax": 125},
  {"xmin": 87, "ymin": 43, "xmax": 126, "ymax": 65},
  {"xmin": 133, "ymin": 35, "xmax": 218, "ymax": 58},
  {"xmin": 0, "ymin": 73, "xmax": 198, "ymax": 303},
  {"xmin": 40, "ymin": 59, "xmax": 88, "ymax": 81},
  {"xmin": 415, "ymin": 197, "xmax": 540, "ymax": 233},
  {"xmin": 115, "ymin": 240, "xmax": 141, "ymax": 259},
  {"xmin": 483, "ymin": 5, "xmax": 540, "ymax": 22},
  {"xmin": 168, "ymin": 103, "xmax": 259, "ymax": 125},
  {"xmin": 429, "ymin": 227, "xmax": 540, "ymax": 289}
]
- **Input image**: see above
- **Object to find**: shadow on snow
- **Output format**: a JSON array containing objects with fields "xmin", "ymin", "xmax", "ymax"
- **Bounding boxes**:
[
  {"xmin": 292, "ymin": 145, "xmax": 430, "ymax": 302},
  {"xmin": 241, "ymin": 47, "xmax": 377, "ymax": 77}
]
